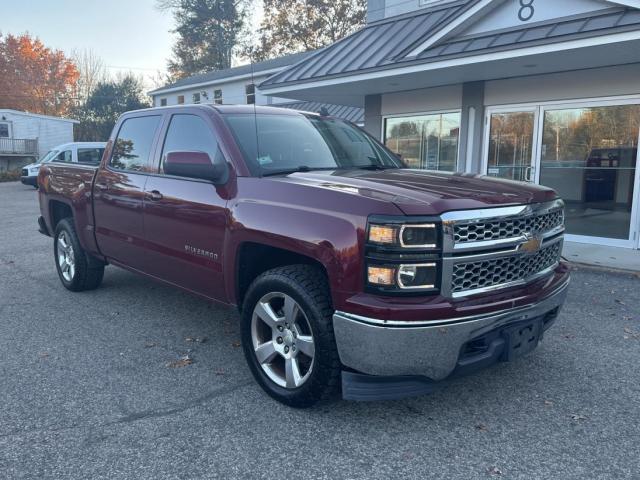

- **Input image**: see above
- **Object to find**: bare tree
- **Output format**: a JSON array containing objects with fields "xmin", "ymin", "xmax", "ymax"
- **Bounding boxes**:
[{"xmin": 72, "ymin": 49, "xmax": 108, "ymax": 103}]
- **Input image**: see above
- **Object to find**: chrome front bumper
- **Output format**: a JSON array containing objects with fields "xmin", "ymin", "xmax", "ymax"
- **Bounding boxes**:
[{"xmin": 333, "ymin": 279, "xmax": 569, "ymax": 381}]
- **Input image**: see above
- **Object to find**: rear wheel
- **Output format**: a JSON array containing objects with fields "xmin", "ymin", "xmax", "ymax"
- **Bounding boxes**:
[
  {"xmin": 241, "ymin": 265, "xmax": 341, "ymax": 408},
  {"xmin": 54, "ymin": 218, "xmax": 105, "ymax": 292}
]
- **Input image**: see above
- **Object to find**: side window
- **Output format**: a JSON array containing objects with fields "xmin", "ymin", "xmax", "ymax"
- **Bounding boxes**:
[
  {"xmin": 55, "ymin": 150, "xmax": 72, "ymax": 163},
  {"xmin": 77, "ymin": 148, "xmax": 105, "ymax": 165},
  {"xmin": 110, "ymin": 116, "xmax": 161, "ymax": 172},
  {"xmin": 245, "ymin": 84, "xmax": 255, "ymax": 104},
  {"xmin": 0, "ymin": 122, "xmax": 10, "ymax": 138},
  {"xmin": 160, "ymin": 114, "xmax": 218, "ymax": 173}
]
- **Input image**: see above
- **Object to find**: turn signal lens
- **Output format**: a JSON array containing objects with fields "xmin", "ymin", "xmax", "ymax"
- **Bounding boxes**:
[
  {"xmin": 368, "ymin": 225, "xmax": 397, "ymax": 244},
  {"xmin": 367, "ymin": 266, "xmax": 396, "ymax": 286}
]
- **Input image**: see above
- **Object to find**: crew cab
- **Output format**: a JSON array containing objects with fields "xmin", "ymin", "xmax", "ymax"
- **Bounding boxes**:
[{"xmin": 37, "ymin": 105, "xmax": 569, "ymax": 407}]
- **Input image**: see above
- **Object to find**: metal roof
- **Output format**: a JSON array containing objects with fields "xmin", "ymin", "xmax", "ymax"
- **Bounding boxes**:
[
  {"xmin": 149, "ymin": 51, "xmax": 316, "ymax": 94},
  {"xmin": 272, "ymin": 101, "xmax": 364, "ymax": 124},
  {"xmin": 260, "ymin": 4, "xmax": 640, "ymax": 89}
]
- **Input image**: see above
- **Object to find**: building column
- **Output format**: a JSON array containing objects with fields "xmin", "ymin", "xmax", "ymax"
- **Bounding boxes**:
[
  {"xmin": 364, "ymin": 94, "xmax": 383, "ymax": 141},
  {"xmin": 458, "ymin": 81, "xmax": 485, "ymax": 174}
]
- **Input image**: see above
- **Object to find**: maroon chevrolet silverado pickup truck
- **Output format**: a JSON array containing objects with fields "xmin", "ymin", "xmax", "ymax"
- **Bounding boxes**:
[{"xmin": 37, "ymin": 105, "xmax": 569, "ymax": 407}]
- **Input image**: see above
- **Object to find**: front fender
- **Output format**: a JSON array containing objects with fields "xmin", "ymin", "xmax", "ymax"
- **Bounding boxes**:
[{"xmin": 225, "ymin": 200, "xmax": 364, "ymax": 308}]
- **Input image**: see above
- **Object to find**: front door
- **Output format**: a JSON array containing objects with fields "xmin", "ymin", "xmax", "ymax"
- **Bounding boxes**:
[
  {"xmin": 483, "ymin": 108, "xmax": 538, "ymax": 182},
  {"xmin": 143, "ymin": 113, "xmax": 228, "ymax": 301},
  {"xmin": 93, "ymin": 114, "xmax": 162, "ymax": 269}
]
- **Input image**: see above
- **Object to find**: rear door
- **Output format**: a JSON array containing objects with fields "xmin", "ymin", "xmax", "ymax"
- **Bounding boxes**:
[
  {"xmin": 142, "ymin": 112, "xmax": 228, "ymax": 300},
  {"xmin": 93, "ymin": 114, "xmax": 162, "ymax": 270}
]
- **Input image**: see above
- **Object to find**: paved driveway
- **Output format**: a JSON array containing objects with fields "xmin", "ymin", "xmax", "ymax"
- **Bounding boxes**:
[{"xmin": 1, "ymin": 181, "xmax": 639, "ymax": 479}]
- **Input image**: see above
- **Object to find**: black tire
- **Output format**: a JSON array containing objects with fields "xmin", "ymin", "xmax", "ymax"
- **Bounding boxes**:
[
  {"xmin": 241, "ymin": 265, "xmax": 341, "ymax": 408},
  {"xmin": 53, "ymin": 218, "xmax": 105, "ymax": 292}
]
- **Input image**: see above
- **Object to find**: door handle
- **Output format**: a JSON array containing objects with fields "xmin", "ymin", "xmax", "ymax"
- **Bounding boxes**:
[
  {"xmin": 96, "ymin": 183, "xmax": 108, "ymax": 191},
  {"xmin": 149, "ymin": 190, "xmax": 163, "ymax": 201},
  {"xmin": 524, "ymin": 166, "xmax": 534, "ymax": 182}
]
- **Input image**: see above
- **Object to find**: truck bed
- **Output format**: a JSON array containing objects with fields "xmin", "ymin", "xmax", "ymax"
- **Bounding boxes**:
[{"xmin": 38, "ymin": 162, "xmax": 100, "ymax": 256}]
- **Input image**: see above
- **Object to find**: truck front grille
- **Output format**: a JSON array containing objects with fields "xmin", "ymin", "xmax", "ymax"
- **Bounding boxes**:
[
  {"xmin": 453, "ymin": 209, "xmax": 563, "ymax": 244},
  {"xmin": 441, "ymin": 200, "xmax": 565, "ymax": 298},
  {"xmin": 451, "ymin": 242, "xmax": 561, "ymax": 294}
]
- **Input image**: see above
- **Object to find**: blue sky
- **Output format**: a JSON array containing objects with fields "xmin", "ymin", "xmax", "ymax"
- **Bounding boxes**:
[{"xmin": 2, "ymin": 0, "xmax": 176, "ymax": 81}]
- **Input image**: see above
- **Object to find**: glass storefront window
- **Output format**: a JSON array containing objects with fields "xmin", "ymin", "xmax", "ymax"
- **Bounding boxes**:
[
  {"xmin": 539, "ymin": 105, "xmax": 639, "ymax": 240},
  {"xmin": 384, "ymin": 112, "xmax": 460, "ymax": 171},
  {"xmin": 487, "ymin": 111, "xmax": 535, "ymax": 182}
]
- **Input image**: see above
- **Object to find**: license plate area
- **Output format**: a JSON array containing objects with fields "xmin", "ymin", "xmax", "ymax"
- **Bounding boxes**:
[{"xmin": 502, "ymin": 319, "xmax": 543, "ymax": 361}]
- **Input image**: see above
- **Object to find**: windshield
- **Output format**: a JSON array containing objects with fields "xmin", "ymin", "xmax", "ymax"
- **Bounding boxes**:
[
  {"xmin": 39, "ymin": 150, "xmax": 59, "ymax": 164},
  {"xmin": 223, "ymin": 114, "xmax": 404, "ymax": 176}
]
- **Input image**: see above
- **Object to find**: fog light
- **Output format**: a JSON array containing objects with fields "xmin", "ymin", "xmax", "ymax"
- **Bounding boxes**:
[
  {"xmin": 368, "ymin": 225, "xmax": 397, "ymax": 244},
  {"xmin": 397, "ymin": 263, "xmax": 437, "ymax": 289},
  {"xmin": 367, "ymin": 266, "xmax": 396, "ymax": 286}
]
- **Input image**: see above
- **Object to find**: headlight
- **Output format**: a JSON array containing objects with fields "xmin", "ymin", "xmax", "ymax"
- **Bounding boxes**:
[
  {"xmin": 397, "ymin": 263, "xmax": 437, "ymax": 289},
  {"xmin": 368, "ymin": 223, "xmax": 438, "ymax": 249},
  {"xmin": 30, "ymin": 168, "xmax": 39, "ymax": 174},
  {"xmin": 365, "ymin": 217, "xmax": 441, "ymax": 294}
]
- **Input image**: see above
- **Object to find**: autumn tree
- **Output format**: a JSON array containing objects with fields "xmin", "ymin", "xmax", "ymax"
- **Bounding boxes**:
[
  {"xmin": 250, "ymin": 0, "xmax": 366, "ymax": 61},
  {"xmin": 159, "ymin": 0, "xmax": 247, "ymax": 79},
  {"xmin": 0, "ymin": 33, "xmax": 79, "ymax": 116}
]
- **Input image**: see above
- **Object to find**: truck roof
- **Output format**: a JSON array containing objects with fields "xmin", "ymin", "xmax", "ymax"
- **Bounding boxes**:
[{"xmin": 125, "ymin": 104, "xmax": 321, "ymax": 117}]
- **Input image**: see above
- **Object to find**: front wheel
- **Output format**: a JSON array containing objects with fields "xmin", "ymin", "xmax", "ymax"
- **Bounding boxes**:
[
  {"xmin": 241, "ymin": 265, "xmax": 341, "ymax": 408},
  {"xmin": 54, "ymin": 218, "xmax": 105, "ymax": 292}
]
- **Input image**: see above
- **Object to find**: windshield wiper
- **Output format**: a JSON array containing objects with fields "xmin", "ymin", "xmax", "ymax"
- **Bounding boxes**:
[
  {"xmin": 352, "ymin": 164, "xmax": 395, "ymax": 171},
  {"xmin": 261, "ymin": 166, "xmax": 335, "ymax": 177}
]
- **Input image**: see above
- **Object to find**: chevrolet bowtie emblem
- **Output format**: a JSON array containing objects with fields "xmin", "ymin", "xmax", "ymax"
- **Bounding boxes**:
[{"xmin": 519, "ymin": 234, "xmax": 543, "ymax": 254}]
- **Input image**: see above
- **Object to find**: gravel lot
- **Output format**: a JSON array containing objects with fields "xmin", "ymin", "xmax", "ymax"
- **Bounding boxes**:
[{"xmin": 1, "ymin": 180, "xmax": 639, "ymax": 480}]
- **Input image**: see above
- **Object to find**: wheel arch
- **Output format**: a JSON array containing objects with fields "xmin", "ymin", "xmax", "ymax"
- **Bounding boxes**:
[{"xmin": 234, "ymin": 242, "xmax": 331, "ymax": 312}]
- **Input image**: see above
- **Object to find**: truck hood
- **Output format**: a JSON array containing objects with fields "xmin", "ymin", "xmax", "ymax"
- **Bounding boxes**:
[{"xmin": 270, "ymin": 169, "xmax": 557, "ymax": 215}]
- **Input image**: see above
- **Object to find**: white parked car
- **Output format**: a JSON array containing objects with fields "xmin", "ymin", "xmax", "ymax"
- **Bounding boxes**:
[{"xmin": 20, "ymin": 142, "xmax": 106, "ymax": 188}]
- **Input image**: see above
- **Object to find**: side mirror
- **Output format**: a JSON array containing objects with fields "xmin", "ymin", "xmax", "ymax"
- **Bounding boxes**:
[{"xmin": 164, "ymin": 151, "xmax": 227, "ymax": 184}]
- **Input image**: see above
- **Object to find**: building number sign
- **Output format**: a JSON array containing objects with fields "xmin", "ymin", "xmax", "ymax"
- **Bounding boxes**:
[{"xmin": 518, "ymin": 0, "xmax": 535, "ymax": 22}]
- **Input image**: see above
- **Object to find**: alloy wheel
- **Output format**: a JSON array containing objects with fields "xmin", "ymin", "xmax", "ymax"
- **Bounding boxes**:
[
  {"xmin": 251, "ymin": 292, "xmax": 315, "ymax": 389},
  {"xmin": 57, "ymin": 231, "xmax": 75, "ymax": 282}
]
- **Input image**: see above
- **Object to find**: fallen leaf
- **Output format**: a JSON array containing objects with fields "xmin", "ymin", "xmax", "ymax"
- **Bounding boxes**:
[
  {"xmin": 623, "ymin": 327, "xmax": 640, "ymax": 340},
  {"xmin": 570, "ymin": 414, "xmax": 588, "ymax": 421},
  {"xmin": 185, "ymin": 337, "xmax": 207, "ymax": 344},
  {"xmin": 475, "ymin": 424, "xmax": 488, "ymax": 431},
  {"xmin": 215, "ymin": 369, "xmax": 225, "ymax": 376},
  {"xmin": 615, "ymin": 299, "xmax": 626, "ymax": 306},
  {"xmin": 144, "ymin": 342, "xmax": 157, "ymax": 348},
  {"xmin": 544, "ymin": 400, "xmax": 554, "ymax": 407},
  {"xmin": 39, "ymin": 352, "xmax": 49, "ymax": 358},
  {"xmin": 488, "ymin": 466, "xmax": 503, "ymax": 476},
  {"xmin": 231, "ymin": 341, "xmax": 241, "ymax": 348},
  {"xmin": 166, "ymin": 355, "xmax": 194, "ymax": 368}
]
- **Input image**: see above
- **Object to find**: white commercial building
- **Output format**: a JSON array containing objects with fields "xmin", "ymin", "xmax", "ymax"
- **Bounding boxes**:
[
  {"xmin": 148, "ymin": 52, "xmax": 364, "ymax": 125},
  {"xmin": 260, "ymin": 0, "xmax": 640, "ymax": 250}
]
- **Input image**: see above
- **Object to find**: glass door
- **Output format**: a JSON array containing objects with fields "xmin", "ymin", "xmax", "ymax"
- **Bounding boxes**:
[
  {"xmin": 538, "ymin": 103, "xmax": 640, "ymax": 247},
  {"xmin": 484, "ymin": 108, "xmax": 538, "ymax": 182}
]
